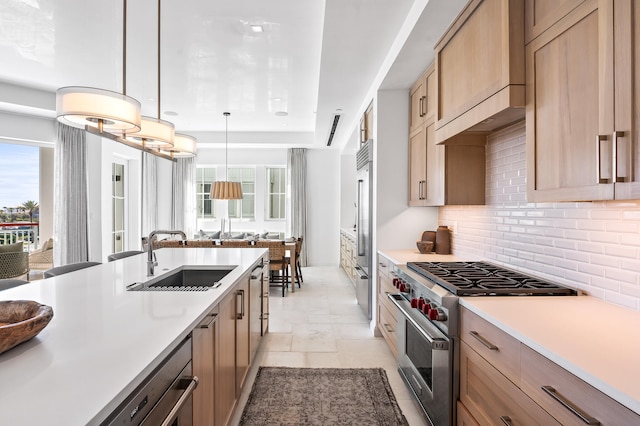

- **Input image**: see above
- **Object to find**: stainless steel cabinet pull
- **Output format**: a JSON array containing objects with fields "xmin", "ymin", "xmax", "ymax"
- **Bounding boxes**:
[
  {"xmin": 236, "ymin": 290, "xmax": 245, "ymax": 319},
  {"xmin": 613, "ymin": 130, "xmax": 627, "ymax": 183},
  {"xmin": 418, "ymin": 96, "xmax": 424, "ymax": 117},
  {"xmin": 596, "ymin": 134, "xmax": 611, "ymax": 184},
  {"xmin": 500, "ymin": 416, "xmax": 512, "ymax": 425},
  {"xmin": 159, "ymin": 376, "xmax": 199, "ymax": 426},
  {"xmin": 383, "ymin": 324, "xmax": 394, "ymax": 333},
  {"xmin": 541, "ymin": 385, "xmax": 601, "ymax": 425},
  {"xmin": 199, "ymin": 314, "xmax": 218, "ymax": 329},
  {"xmin": 469, "ymin": 330, "xmax": 498, "ymax": 350}
]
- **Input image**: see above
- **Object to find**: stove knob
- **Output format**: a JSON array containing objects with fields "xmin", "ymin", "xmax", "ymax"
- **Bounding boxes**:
[
  {"xmin": 393, "ymin": 278, "xmax": 399, "ymax": 287},
  {"xmin": 428, "ymin": 308, "xmax": 447, "ymax": 321},
  {"xmin": 410, "ymin": 298, "xmax": 419, "ymax": 308},
  {"xmin": 417, "ymin": 297, "xmax": 425, "ymax": 310},
  {"xmin": 422, "ymin": 303, "xmax": 431, "ymax": 315}
]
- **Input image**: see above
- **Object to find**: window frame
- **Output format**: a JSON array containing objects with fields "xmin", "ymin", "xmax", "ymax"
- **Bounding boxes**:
[
  {"xmin": 196, "ymin": 167, "xmax": 217, "ymax": 219},
  {"xmin": 266, "ymin": 166, "xmax": 287, "ymax": 221},
  {"xmin": 228, "ymin": 166, "xmax": 256, "ymax": 220}
]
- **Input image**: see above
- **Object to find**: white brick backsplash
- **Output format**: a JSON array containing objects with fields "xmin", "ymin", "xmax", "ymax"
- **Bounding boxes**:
[{"xmin": 439, "ymin": 121, "xmax": 640, "ymax": 310}]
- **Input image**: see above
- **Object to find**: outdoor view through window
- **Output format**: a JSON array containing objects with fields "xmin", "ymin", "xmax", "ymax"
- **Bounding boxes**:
[{"xmin": 0, "ymin": 143, "xmax": 40, "ymax": 250}]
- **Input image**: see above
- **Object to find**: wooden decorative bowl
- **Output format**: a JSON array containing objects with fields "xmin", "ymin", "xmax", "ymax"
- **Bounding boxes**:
[
  {"xmin": 416, "ymin": 241, "xmax": 434, "ymax": 254},
  {"xmin": 0, "ymin": 300, "xmax": 53, "ymax": 354}
]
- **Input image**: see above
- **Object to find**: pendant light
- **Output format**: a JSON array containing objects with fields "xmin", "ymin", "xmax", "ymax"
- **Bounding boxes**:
[
  {"xmin": 210, "ymin": 112, "xmax": 243, "ymax": 199},
  {"xmin": 162, "ymin": 133, "xmax": 197, "ymax": 158}
]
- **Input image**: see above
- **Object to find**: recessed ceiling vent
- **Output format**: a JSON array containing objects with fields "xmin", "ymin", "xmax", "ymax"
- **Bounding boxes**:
[{"xmin": 326, "ymin": 113, "xmax": 341, "ymax": 146}]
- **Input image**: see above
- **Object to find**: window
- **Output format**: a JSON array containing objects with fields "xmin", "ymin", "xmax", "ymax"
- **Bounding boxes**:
[
  {"xmin": 267, "ymin": 167, "xmax": 286, "ymax": 220},
  {"xmin": 196, "ymin": 168, "xmax": 216, "ymax": 218},
  {"xmin": 228, "ymin": 167, "xmax": 255, "ymax": 219},
  {"xmin": 112, "ymin": 162, "xmax": 126, "ymax": 253}
]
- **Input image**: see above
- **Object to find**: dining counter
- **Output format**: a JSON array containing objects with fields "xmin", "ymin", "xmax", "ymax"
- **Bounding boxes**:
[{"xmin": 0, "ymin": 247, "xmax": 265, "ymax": 425}]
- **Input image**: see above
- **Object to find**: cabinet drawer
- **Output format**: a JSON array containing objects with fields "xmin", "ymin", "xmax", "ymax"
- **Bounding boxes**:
[
  {"xmin": 378, "ymin": 275, "xmax": 398, "ymax": 316},
  {"xmin": 460, "ymin": 341, "xmax": 561, "ymax": 426},
  {"xmin": 377, "ymin": 301, "xmax": 398, "ymax": 358},
  {"xmin": 377, "ymin": 254, "xmax": 390, "ymax": 278},
  {"xmin": 456, "ymin": 400, "xmax": 479, "ymax": 426},
  {"xmin": 520, "ymin": 344, "xmax": 640, "ymax": 425},
  {"xmin": 460, "ymin": 307, "xmax": 521, "ymax": 385}
]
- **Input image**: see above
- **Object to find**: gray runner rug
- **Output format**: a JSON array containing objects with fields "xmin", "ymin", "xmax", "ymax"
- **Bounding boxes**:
[{"xmin": 239, "ymin": 367, "xmax": 409, "ymax": 425}]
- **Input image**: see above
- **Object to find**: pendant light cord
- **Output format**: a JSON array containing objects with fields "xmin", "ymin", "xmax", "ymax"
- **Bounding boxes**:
[
  {"xmin": 157, "ymin": 0, "xmax": 161, "ymax": 119},
  {"xmin": 224, "ymin": 112, "xmax": 230, "ymax": 178},
  {"xmin": 123, "ymin": 0, "xmax": 127, "ymax": 95}
]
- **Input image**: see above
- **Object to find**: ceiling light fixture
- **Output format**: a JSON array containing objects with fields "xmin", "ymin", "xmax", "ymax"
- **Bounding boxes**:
[
  {"xmin": 250, "ymin": 24, "xmax": 264, "ymax": 33},
  {"xmin": 161, "ymin": 133, "xmax": 197, "ymax": 158},
  {"xmin": 210, "ymin": 112, "xmax": 243, "ymax": 200}
]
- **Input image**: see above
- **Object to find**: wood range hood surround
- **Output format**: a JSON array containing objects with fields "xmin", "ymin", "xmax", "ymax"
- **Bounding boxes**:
[{"xmin": 434, "ymin": 0, "xmax": 525, "ymax": 145}]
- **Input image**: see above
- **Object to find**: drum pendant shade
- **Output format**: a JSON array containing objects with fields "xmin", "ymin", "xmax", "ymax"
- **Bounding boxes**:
[
  {"xmin": 56, "ymin": 86, "xmax": 141, "ymax": 132},
  {"xmin": 211, "ymin": 181, "xmax": 243, "ymax": 200},
  {"xmin": 123, "ymin": 116, "xmax": 174, "ymax": 147}
]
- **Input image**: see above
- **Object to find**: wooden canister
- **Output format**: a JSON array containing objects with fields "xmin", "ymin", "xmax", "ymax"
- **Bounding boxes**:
[{"xmin": 435, "ymin": 225, "xmax": 451, "ymax": 254}]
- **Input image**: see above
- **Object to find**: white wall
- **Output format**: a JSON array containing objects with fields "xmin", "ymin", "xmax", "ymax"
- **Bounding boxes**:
[
  {"xmin": 375, "ymin": 90, "xmax": 439, "ymax": 251},
  {"xmin": 307, "ymin": 149, "xmax": 341, "ymax": 265}
]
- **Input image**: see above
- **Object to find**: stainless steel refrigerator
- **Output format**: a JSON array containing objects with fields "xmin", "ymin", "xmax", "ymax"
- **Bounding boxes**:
[{"xmin": 355, "ymin": 141, "xmax": 373, "ymax": 320}]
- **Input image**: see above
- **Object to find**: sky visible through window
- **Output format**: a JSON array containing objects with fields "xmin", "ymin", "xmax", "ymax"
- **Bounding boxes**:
[{"xmin": 0, "ymin": 143, "xmax": 39, "ymax": 208}]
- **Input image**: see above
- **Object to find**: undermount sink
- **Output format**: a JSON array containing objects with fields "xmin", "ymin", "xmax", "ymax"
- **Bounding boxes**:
[{"xmin": 127, "ymin": 267, "xmax": 236, "ymax": 292}]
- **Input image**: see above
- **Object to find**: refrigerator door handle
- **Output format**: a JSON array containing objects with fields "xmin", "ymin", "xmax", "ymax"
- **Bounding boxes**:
[{"xmin": 357, "ymin": 179, "xmax": 365, "ymax": 256}]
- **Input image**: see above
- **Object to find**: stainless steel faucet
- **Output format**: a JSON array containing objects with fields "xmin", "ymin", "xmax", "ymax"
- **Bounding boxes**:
[{"xmin": 146, "ymin": 229, "xmax": 187, "ymax": 276}]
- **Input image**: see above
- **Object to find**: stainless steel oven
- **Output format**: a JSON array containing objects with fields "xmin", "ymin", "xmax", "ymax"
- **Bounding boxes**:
[
  {"xmin": 389, "ymin": 261, "xmax": 577, "ymax": 426},
  {"xmin": 389, "ymin": 292, "xmax": 455, "ymax": 426}
]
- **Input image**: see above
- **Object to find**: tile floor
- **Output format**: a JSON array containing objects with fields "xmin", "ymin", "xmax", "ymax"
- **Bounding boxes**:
[{"xmin": 230, "ymin": 265, "xmax": 429, "ymax": 425}]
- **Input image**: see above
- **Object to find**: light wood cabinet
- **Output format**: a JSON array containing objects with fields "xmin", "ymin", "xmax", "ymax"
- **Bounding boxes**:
[
  {"xmin": 520, "ymin": 344, "xmax": 640, "ymax": 425},
  {"xmin": 340, "ymin": 230, "xmax": 357, "ymax": 286},
  {"xmin": 193, "ymin": 308, "xmax": 219, "ymax": 426},
  {"xmin": 376, "ymin": 253, "xmax": 398, "ymax": 358},
  {"xmin": 434, "ymin": 0, "xmax": 525, "ymax": 144},
  {"xmin": 235, "ymin": 278, "xmax": 250, "ymax": 395},
  {"xmin": 460, "ymin": 340, "xmax": 561, "ymax": 426},
  {"xmin": 526, "ymin": 0, "xmax": 640, "ymax": 201},
  {"xmin": 360, "ymin": 100, "xmax": 374, "ymax": 143},
  {"xmin": 525, "ymin": 0, "xmax": 586, "ymax": 43},
  {"xmin": 456, "ymin": 400, "xmax": 479, "ymax": 426},
  {"xmin": 409, "ymin": 118, "xmax": 486, "ymax": 206},
  {"xmin": 215, "ymin": 290, "xmax": 237, "ymax": 426},
  {"xmin": 410, "ymin": 64, "xmax": 436, "ymax": 134}
]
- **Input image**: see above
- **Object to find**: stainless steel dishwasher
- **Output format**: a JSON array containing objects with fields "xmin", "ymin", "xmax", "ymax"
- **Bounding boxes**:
[{"xmin": 102, "ymin": 336, "xmax": 198, "ymax": 426}]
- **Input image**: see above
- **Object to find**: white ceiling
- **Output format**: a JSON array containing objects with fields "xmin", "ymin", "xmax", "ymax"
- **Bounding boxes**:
[{"xmin": 0, "ymin": 0, "xmax": 467, "ymax": 151}]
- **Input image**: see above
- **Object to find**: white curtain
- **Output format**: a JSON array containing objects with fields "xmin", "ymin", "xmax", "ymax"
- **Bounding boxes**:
[
  {"xmin": 53, "ymin": 123, "xmax": 89, "ymax": 265},
  {"xmin": 288, "ymin": 148, "xmax": 307, "ymax": 266},
  {"xmin": 172, "ymin": 157, "xmax": 196, "ymax": 238},
  {"xmin": 141, "ymin": 152, "xmax": 158, "ymax": 238}
]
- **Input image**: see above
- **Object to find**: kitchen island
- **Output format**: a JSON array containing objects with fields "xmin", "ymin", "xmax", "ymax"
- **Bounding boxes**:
[{"xmin": 0, "ymin": 247, "xmax": 266, "ymax": 425}]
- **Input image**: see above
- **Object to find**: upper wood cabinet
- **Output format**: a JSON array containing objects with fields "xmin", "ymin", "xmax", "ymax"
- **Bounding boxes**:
[
  {"xmin": 526, "ymin": 0, "xmax": 640, "ymax": 201},
  {"xmin": 525, "ymin": 0, "xmax": 587, "ymax": 43},
  {"xmin": 409, "ymin": 64, "xmax": 436, "ymax": 134},
  {"xmin": 360, "ymin": 100, "xmax": 374, "ymax": 143},
  {"xmin": 434, "ymin": 0, "xmax": 525, "ymax": 144}
]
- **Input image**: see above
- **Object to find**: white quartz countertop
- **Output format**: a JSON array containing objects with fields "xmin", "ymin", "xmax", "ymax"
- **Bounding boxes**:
[
  {"xmin": 377, "ymin": 249, "xmax": 465, "ymax": 265},
  {"xmin": 460, "ymin": 296, "xmax": 640, "ymax": 415},
  {"xmin": 0, "ymin": 247, "xmax": 265, "ymax": 425}
]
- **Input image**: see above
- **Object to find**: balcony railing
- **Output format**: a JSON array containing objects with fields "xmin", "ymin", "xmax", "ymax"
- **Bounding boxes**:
[{"xmin": 0, "ymin": 223, "xmax": 39, "ymax": 251}]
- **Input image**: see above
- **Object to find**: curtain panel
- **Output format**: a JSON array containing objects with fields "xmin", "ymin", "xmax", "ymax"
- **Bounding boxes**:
[
  {"xmin": 141, "ymin": 152, "xmax": 158, "ymax": 237},
  {"xmin": 288, "ymin": 148, "xmax": 307, "ymax": 266},
  {"xmin": 172, "ymin": 157, "xmax": 196, "ymax": 238},
  {"xmin": 53, "ymin": 123, "xmax": 89, "ymax": 265}
]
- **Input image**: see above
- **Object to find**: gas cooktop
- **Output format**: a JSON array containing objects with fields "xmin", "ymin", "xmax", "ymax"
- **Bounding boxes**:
[{"xmin": 407, "ymin": 261, "xmax": 577, "ymax": 296}]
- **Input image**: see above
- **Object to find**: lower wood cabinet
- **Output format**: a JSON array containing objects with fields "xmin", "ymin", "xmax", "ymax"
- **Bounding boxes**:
[
  {"xmin": 520, "ymin": 344, "xmax": 639, "ymax": 426},
  {"xmin": 458, "ymin": 306, "xmax": 640, "ymax": 425},
  {"xmin": 192, "ymin": 308, "xmax": 219, "ymax": 426},
  {"xmin": 235, "ymin": 278, "xmax": 250, "ymax": 394},
  {"xmin": 459, "ymin": 340, "xmax": 560, "ymax": 425},
  {"xmin": 376, "ymin": 253, "xmax": 398, "ymax": 359}
]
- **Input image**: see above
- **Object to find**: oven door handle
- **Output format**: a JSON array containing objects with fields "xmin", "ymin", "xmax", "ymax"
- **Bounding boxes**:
[
  {"xmin": 388, "ymin": 293, "xmax": 448, "ymax": 348},
  {"xmin": 159, "ymin": 376, "xmax": 199, "ymax": 426}
]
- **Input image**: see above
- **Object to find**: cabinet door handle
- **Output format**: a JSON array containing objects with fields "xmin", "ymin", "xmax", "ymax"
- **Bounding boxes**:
[
  {"xmin": 541, "ymin": 386, "xmax": 601, "ymax": 425},
  {"xmin": 613, "ymin": 130, "xmax": 627, "ymax": 183},
  {"xmin": 499, "ymin": 416, "xmax": 512, "ymax": 426},
  {"xmin": 418, "ymin": 96, "xmax": 423, "ymax": 117},
  {"xmin": 469, "ymin": 330, "xmax": 498, "ymax": 350},
  {"xmin": 596, "ymin": 134, "xmax": 611, "ymax": 184},
  {"xmin": 236, "ymin": 289, "xmax": 245, "ymax": 319},
  {"xmin": 199, "ymin": 314, "xmax": 218, "ymax": 329},
  {"xmin": 383, "ymin": 323, "xmax": 394, "ymax": 333}
]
